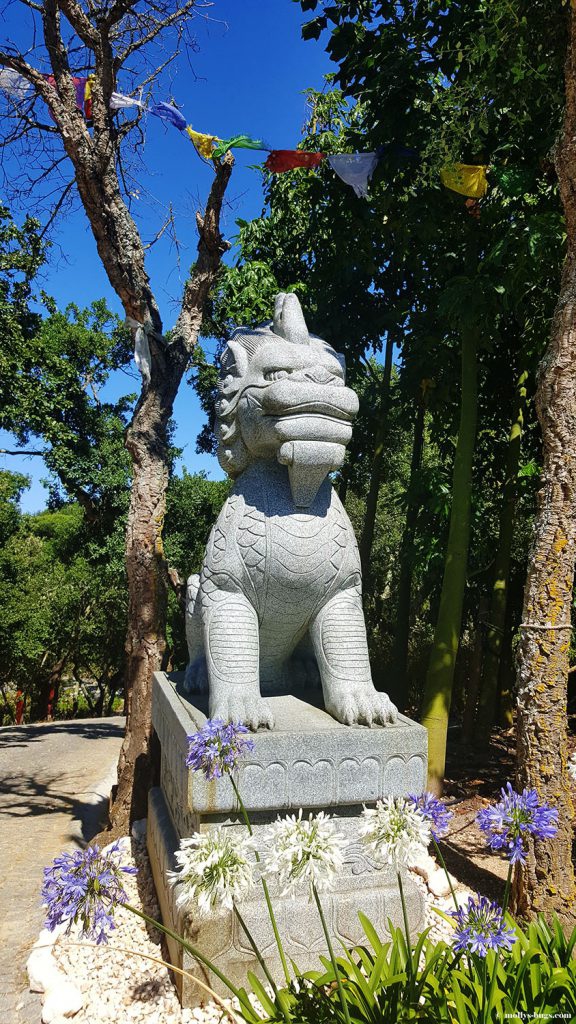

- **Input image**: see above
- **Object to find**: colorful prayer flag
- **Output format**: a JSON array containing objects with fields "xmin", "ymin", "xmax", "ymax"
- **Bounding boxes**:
[
  {"xmin": 212, "ymin": 134, "xmax": 268, "ymax": 159},
  {"xmin": 328, "ymin": 153, "xmax": 379, "ymax": 198},
  {"xmin": 186, "ymin": 126, "xmax": 217, "ymax": 160},
  {"xmin": 43, "ymin": 74, "xmax": 88, "ymax": 120},
  {"xmin": 84, "ymin": 76, "xmax": 93, "ymax": 121},
  {"xmin": 265, "ymin": 150, "xmax": 325, "ymax": 173},
  {"xmin": 110, "ymin": 91, "xmax": 145, "ymax": 111},
  {"xmin": 440, "ymin": 163, "xmax": 488, "ymax": 199},
  {"xmin": 150, "ymin": 101, "xmax": 187, "ymax": 131},
  {"xmin": 0, "ymin": 69, "xmax": 32, "ymax": 101},
  {"xmin": 376, "ymin": 143, "xmax": 420, "ymax": 161},
  {"xmin": 126, "ymin": 318, "xmax": 152, "ymax": 384}
]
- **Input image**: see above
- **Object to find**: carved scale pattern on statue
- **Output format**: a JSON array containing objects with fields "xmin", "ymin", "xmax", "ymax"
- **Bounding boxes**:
[{"xmin": 184, "ymin": 293, "xmax": 397, "ymax": 730}]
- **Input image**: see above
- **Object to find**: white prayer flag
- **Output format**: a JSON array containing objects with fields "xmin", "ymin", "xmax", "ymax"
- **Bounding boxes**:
[
  {"xmin": 0, "ymin": 69, "xmax": 33, "ymax": 101},
  {"xmin": 328, "ymin": 153, "xmax": 379, "ymax": 199},
  {"xmin": 110, "ymin": 91, "xmax": 144, "ymax": 111}
]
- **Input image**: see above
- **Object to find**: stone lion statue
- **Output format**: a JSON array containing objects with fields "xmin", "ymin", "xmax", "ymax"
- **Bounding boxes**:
[{"xmin": 184, "ymin": 293, "xmax": 398, "ymax": 730}]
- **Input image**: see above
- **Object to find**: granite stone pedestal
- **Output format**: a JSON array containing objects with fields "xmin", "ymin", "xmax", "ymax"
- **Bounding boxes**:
[{"xmin": 147, "ymin": 672, "xmax": 428, "ymax": 1007}]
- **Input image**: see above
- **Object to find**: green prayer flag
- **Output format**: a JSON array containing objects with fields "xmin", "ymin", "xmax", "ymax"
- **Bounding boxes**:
[{"xmin": 213, "ymin": 134, "xmax": 267, "ymax": 159}]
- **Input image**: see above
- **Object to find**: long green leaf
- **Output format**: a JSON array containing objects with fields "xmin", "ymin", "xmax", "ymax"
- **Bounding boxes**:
[
  {"xmin": 247, "ymin": 971, "xmax": 278, "ymax": 1018},
  {"xmin": 449, "ymin": 976, "xmax": 473, "ymax": 1024},
  {"xmin": 358, "ymin": 911, "xmax": 384, "ymax": 955}
]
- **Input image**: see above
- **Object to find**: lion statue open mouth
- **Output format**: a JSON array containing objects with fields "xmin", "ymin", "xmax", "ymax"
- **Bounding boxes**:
[{"xmin": 184, "ymin": 293, "xmax": 398, "ymax": 730}]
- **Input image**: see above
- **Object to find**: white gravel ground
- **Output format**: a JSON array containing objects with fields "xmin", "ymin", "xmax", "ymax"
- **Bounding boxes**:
[{"xmin": 48, "ymin": 833, "xmax": 471, "ymax": 1024}]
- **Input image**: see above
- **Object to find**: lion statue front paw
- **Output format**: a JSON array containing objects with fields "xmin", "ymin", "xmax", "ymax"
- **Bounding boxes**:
[
  {"xmin": 325, "ymin": 689, "xmax": 398, "ymax": 727},
  {"xmin": 210, "ymin": 689, "xmax": 275, "ymax": 731}
]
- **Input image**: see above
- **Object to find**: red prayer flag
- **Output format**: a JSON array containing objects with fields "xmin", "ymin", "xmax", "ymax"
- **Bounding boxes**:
[
  {"xmin": 43, "ymin": 74, "xmax": 88, "ymax": 120},
  {"xmin": 265, "ymin": 150, "xmax": 326, "ymax": 173}
]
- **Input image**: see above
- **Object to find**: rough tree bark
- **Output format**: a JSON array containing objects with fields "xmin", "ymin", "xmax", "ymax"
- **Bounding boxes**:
[
  {"xmin": 513, "ymin": 6, "xmax": 576, "ymax": 920},
  {"xmin": 113, "ymin": 173, "xmax": 233, "ymax": 828},
  {"xmin": 0, "ymin": 1, "xmax": 234, "ymax": 832}
]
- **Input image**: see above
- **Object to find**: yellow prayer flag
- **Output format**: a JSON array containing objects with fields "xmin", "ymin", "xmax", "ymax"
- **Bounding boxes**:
[
  {"xmin": 186, "ymin": 126, "xmax": 217, "ymax": 160},
  {"xmin": 440, "ymin": 163, "xmax": 488, "ymax": 199}
]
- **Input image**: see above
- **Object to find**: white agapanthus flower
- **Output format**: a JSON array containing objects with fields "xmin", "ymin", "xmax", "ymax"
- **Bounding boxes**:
[
  {"xmin": 262, "ymin": 810, "xmax": 345, "ymax": 897},
  {"xmin": 360, "ymin": 796, "xmax": 431, "ymax": 870},
  {"xmin": 568, "ymin": 753, "xmax": 576, "ymax": 782},
  {"xmin": 169, "ymin": 828, "xmax": 255, "ymax": 915}
]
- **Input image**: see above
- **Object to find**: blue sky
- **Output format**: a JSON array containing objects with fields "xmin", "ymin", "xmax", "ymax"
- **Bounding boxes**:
[{"xmin": 0, "ymin": 0, "xmax": 333, "ymax": 511}]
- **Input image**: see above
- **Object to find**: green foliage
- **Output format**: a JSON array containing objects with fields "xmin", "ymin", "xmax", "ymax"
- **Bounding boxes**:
[
  {"xmin": 285, "ymin": 2, "xmax": 566, "ymax": 737},
  {"xmin": 256, "ymin": 913, "xmax": 576, "ymax": 1023},
  {"xmin": 164, "ymin": 470, "xmax": 230, "ymax": 580},
  {"xmin": 164, "ymin": 471, "xmax": 230, "ymax": 668},
  {"xmin": 0, "ymin": 478, "xmax": 127, "ymax": 723},
  {"xmin": 0, "ymin": 298, "xmax": 134, "ymax": 523},
  {"xmin": 0, "ymin": 465, "xmax": 230, "ymax": 722},
  {"xmin": 0, "ymin": 202, "xmax": 45, "ymax": 348},
  {"xmin": 0, "ymin": 469, "xmax": 30, "ymax": 545}
]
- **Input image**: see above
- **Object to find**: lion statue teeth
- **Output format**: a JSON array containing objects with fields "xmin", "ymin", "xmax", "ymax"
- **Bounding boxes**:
[{"xmin": 184, "ymin": 293, "xmax": 398, "ymax": 731}]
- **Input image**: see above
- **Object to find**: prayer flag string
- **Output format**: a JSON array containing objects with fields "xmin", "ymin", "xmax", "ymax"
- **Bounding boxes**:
[{"xmin": 0, "ymin": 67, "xmax": 492, "ymax": 201}]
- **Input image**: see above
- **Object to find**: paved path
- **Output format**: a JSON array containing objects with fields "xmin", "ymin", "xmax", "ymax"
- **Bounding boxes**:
[{"xmin": 0, "ymin": 717, "xmax": 125, "ymax": 1024}]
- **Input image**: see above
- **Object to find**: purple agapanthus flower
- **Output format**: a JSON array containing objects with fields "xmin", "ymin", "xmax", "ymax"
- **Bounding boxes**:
[
  {"xmin": 42, "ymin": 840, "xmax": 137, "ymax": 944},
  {"xmin": 477, "ymin": 782, "xmax": 558, "ymax": 865},
  {"xmin": 186, "ymin": 719, "xmax": 255, "ymax": 780},
  {"xmin": 451, "ymin": 895, "xmax": 516, "ymax": 957},
  {"xmin": 407, "ymin": 792, "xmax": 453, "ymax": 841}
]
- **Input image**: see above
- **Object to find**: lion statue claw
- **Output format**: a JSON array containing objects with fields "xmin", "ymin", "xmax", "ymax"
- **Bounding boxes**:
[{"xmin": 184, "ymin": 293, "xmax": 398, "ymax": 730}]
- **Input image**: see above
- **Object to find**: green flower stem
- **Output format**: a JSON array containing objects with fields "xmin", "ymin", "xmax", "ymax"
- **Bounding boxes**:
[
  {"xmin": 501, "ymin": 862, "xmax": 514, "ymax": 917},
  {"xmin": 485, "ymin": 950, "xmax": 500, "ymax": 1024},
  {"xmin": 481, "ymin": 956, "xmax": 488, "ymax": 1024},
  {"xmin": 122, "ymin": 903, "xmax": 256, "ymax": 1021},
  {"xmin": 397, "ymin": 871, "xmax": 413, "ymax": 990},
  {"xmin": 232, "ymin": 904, "xmax": 281, "ymax": 1002},
  {"xmin": 312, "ymin": 884, "xmax": 352, "ymax": 1024},
  {"xmin": 230, "ymin": 775, "xmax": 291, "ymax": 986},
  {"xmin": 432, "ymin": 837, "xmax": 459, "ymax": 911}
]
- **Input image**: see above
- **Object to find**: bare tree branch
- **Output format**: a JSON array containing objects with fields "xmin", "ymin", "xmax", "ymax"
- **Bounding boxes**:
[
  {"xmin": 0, "ymin": 448, "xmax": 45, "ymax": 455},
  {"xmin": 57, "ymin": 0, "xmax": 98, "ymax": 47},
  {"xmin": 116, "ymin": 0, "xmax": 198, "ymax": 63},
  {"xmin": 38, "ymin": 177, "xmax": 75, "ymax": 236}
]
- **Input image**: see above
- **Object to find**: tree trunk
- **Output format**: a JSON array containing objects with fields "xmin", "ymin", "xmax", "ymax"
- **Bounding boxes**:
[
  {"xmin": 420, "ymin": 326, "xmax": 479, "ymax": 793},
  {"xmin": 513, "ymin": 10, "xmax": 576, "ymax": 918},
  {"xmin": 476, "ymin": 371, "xmax": 528, "ymax": 744},
  {"xmin": 109, "ymin": 162, "xmax": 233, "ymax": 832},
  {"xmin": 0, "ymin": 684, "xmax": 15, "ymax": 724},
  {"xmin": 388, "ymin": 397, "xmax": 426, "ymax": 711},
  {"xmin": 0, "ymin": 3, "xmax": 236, "ymax": 829},
  {"xmin": 359, "ymin": 335, "xmax": 394, "ymax": 585}
]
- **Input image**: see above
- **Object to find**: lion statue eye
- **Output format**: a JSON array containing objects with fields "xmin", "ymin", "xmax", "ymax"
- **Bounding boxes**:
[{"xmin": 263, "ymin": 370, "xmax": 291, "ymax": 382}]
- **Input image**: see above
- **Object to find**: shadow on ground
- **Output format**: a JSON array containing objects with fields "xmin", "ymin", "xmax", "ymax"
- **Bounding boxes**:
[
  {"xmin": 0, "ymin": 769, "xmax": 115, "ymax": 843},
  {"xmin": 0, "ymin": 719, "xmax": 124, "ymax": 749}
]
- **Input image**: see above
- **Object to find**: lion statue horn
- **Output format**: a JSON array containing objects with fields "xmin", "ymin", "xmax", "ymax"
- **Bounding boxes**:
[{"xmin": 273, "ymin": 292, "xmax": 309, "ymax": 347}]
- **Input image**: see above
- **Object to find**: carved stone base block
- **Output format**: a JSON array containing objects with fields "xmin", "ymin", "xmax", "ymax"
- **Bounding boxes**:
[{"xmin": 148, "ymin": 672, "xmax": 429, "ymax": 1007}]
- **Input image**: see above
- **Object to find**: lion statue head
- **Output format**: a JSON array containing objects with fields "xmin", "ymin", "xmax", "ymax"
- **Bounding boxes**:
[{"xmin": 214, "ymin": 293, "xmax": 359, "ymax": 507}]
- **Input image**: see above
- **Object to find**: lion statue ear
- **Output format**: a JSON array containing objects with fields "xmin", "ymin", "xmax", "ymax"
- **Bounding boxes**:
[
  {"xmin": 221, "ymin": 338, "xmax": 250, "ymax": 378},
  {"xmin": 273, "ymin": 293, "xmax": 310, "ymax": 347}
]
